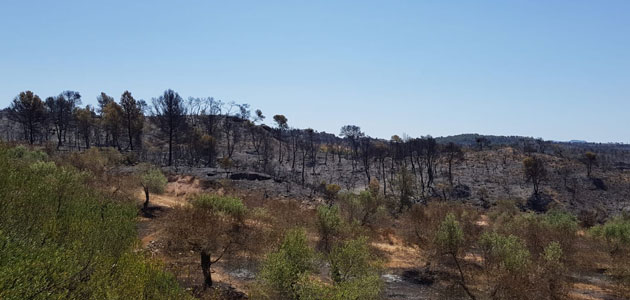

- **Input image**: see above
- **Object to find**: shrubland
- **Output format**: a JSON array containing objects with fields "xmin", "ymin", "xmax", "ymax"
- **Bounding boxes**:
[{"xmin": 0, "ymin": 144, "xmax": 188, "ymax": 299}]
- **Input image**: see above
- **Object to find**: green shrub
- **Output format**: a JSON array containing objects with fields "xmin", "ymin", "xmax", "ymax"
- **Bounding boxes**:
[
  {"xmin": 394, "ymin": 167, "xmax": 414, "ymax": 211},
  {"xmin": 293, "ymin": 274, "xmax": 332, "ymax": 300},
  {"xmin": 141, "ymin": 167, "xmax": 167, "ymax": 194},
  {"xmin": 342, "ymin": 189, "xmax": 385, "ymax": 227},
  {"xmin": 138, "ymin": 165, "xmax": 168, "ymax": 209},
  {"xmin": 296, "ymin": 273, "xmax": 382, "ymax": 300},
  {"xmin": 329, "ymin": 237, "xmax": 379, "ymax": 284},
  {"xmin": 590, "ymin": 218, "xmax": 630, "ymax": 296},
  {"xmin": 259, "ymin": 228, "xmax": 315, "ymax": 299},
  {"xmin": 435, "ymin": 213, "xmax": 464, "ymax": 255},
  {"xmin": 501, "ymin": 211, "xmax": 578, "ymax": 260},
  {"xmin": 66, "ymin": 147, "xmax": 123, "ymax": 175},
  {"xmin": 294, "ymin": 237, "xmax": 382, "ymax": 300},
  {"xmin": 542, "ymin": 210, "xmax": 579, "ymax": 233},
  {"xmin": 192, "ymin": 194, "xmax": 247, "ymax": 218},
  {"xmin": 331, "ymin": 274, "xmax": 382, "ymax": 300},
  {"xmin": 6, "ymin": 145, "xmax": 48, "ymax": 163},
  {"xmin": 316, "ymin": 205, "xmax": 342, "ymax": 252},
  {"xmin": 543, "ymin": 241, "xmax": 563, "ymax": 266},
  {"xmin": 590, "ymin": 217, "xmax": 630, "ymax": 252},
  {"xmin": 0, "ymin": 145, "xmax": 189, "ymax": 299},
  {"xmin": 28, "ymin": 160, "xmax": 58, "ymax": 175},
  {"xmin": 479, "ymin": 232, "xmax": 531, "ymax": 273}
]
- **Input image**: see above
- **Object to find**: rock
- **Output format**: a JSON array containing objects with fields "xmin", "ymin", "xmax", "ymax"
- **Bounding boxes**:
[
  {"xmin": 590, "ymin": 177, "xmax": 607, "ymax": 191},
  {"xmin": 451, "ymin": 184, "xmax": 471, "ymax": 198},
  {"xmin": 228, "ymin": 268, "xmax": 255, "ymax": 280},
  {"xmin": 401, "ymin": 268, "xmax": 435, "ymax": 285},
  {"xmin": 382, "ymin": 274, "xmax": 403, "ymax": 283},
  {"xmin": 229, "ymin": 172, "xmax": 272, "ymax": 181},
  {"xmin": 526, "ymin": 193, "xmax": 553, "ymax": 212}
]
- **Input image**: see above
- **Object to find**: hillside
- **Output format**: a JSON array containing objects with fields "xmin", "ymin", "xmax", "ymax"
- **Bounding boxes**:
[{"xmin": 3, "ymin": 95, "xmax": 630, "ymax": 299}]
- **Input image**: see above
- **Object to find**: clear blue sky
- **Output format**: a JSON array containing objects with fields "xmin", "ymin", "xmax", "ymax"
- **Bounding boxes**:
[{"xmin": 1, "ymin": 1, "xmax": 628, "ymax": 143}]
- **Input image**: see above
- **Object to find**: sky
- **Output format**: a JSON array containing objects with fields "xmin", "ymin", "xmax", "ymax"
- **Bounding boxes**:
[{"xmin": 0, "ymin": 1, "xmax": 628, "ymax": 143}]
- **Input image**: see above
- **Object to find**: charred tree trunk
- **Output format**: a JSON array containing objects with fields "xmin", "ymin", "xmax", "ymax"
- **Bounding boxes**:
[
  {"xmin": 168, "ymin": 125, "xmax": 173, "ymax": 166},
  {"xmin": 143, "ymin": 186, "xmax": 150, "ymax": 210},
  {"xmin": 127, "ymin": 115, "xmax": 134, "ymax": 151},
  {"xmin": 381, "ymin": 159, "xmax": 387, "ymax": 196},
  {"xmin": 200, "ymin": 250, "xmax": 213, "ymax": 288},
  {"xmin": 301, "ymin": 149, "xmax": 306, "ymax": 186},
  {"xmin": 84, "ymin": 133, "xmax": 90, "ymax": 149}
]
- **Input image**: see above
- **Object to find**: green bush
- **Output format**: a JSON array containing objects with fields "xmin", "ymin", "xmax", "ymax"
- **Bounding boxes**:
[
  {"xmin": 479, "ymin": 232, "xmax": 531, "ymax": 273},
  {"xmin": 590, "ymin": 218, "xmax": 630, "ymax": 297},
  {"xmin": 542, "ymin": 210, "xmax": 579, "ymax": 233},
  {"xmin": 192, "ymin": 194, "xmax": 247, "ymax": 219},
  {"xmin": 65, "ymin": 147, "xmax": 123, "ymax": 175},
  {"xmin": 435, "ymin": 213, "xmax": 464, "ymax": 255},
  {"xmin": 316, "ymin": 204, "xmax": 342, "ymax": 252},
  {"xmin": 6, "ymin": 145, "xmax": 48, "ymax": 162},
  {"xmin": 501, "ymin": 210, "xmax": 578, "ymax": 259},
  {"xmin": 295, "ymin": 237, "xmax": 382, "ymax": 300},
  {"xmin": 293, "ymin": 275, "xmax": 331, "ymax": 300},
  {"xmin": 0, "ymin": 145, "xmax": 189, "ymax": 299},
  {"xmin": 331, "ymin": 274, "xmax": 382, "ymax": 300},
  {"xmin": 329, "ymin": 237, "xmax": 380, "ymax": 284},
  {"xmin": 141, "ymin": 167, "xmax": 167, "ymax": 194},
  {"xmin": 258, "ymin": 228, "xmax": 315, "ymax": 299},
  {"xmin": 543, "ymin": 241, "xmax": 563, "ymax": 266},
  {"xmin": 590, "ymin": 217, "xmax": 630, "ymax": 252},
  {"xmin": 342, "ymin": 189, "xmax": 385, "ymax": 227},
  {"xmin": 295, "ymin": 273, "xmax": 382, "ymax": 300}
]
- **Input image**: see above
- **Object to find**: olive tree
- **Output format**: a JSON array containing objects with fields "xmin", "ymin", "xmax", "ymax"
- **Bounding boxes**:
[
  {"xmin": 435, "ymin": 213, "xmax": 476, "ymax": 300},
  {"xmin": 139, "ymin": 166, "xmax": 167, "ymax": 210},
  {"xmin": 316, "ymin": 204, "xmax": 342, "ymax": 252},
  {"xmin": 164, "ymin": 194, "xmax": 249, "ymax": 288}
]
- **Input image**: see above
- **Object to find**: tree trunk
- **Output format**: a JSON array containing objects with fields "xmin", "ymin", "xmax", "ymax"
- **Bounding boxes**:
[
  {"xmin": 200, "ymin": 251, "xmax": 213, "ymax": 288},
  {"xmin": 143, "ymin": 187, "xmax": 150, "ymax": 210},
  {"xmin": 448, "ymin": 159, "xmax": 453, "ymax": 186},
  {"xmin": 56, "ymin": 125, "xmax": 62, "ymax": 149},
  {"xmin": 28, "ymin": 119, "xmax": 34, "ymax": 145},
  {"xmin": 451, "ymin": 253, "xmax": 476, "ymax": 300},
  {"xmin": 127, "ymin": 116, "xmax": 134, "ymax": 151},
  {"xmin": 301, "ymin": 150, "xmax": 306, "ymax": 186},
  {"xmin": 278, "ymin": 137, "xmax": 282, "ymax": 163},
  {"xmin": 168, "ymin": 126, "xmax": 173, "ymax": 166},
  {"xmin": 381, "ymin": 159, "xmax": 387, "ymax": 196}
]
